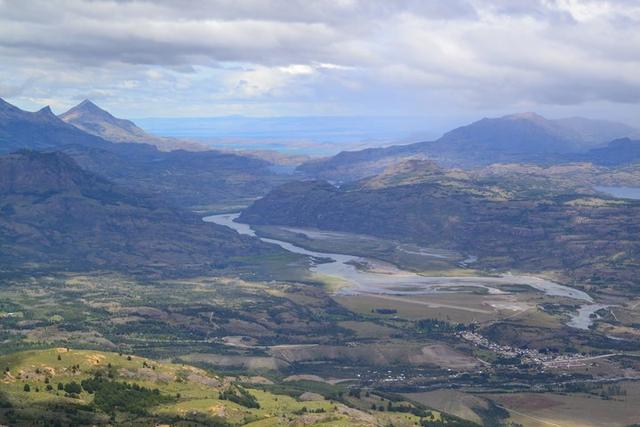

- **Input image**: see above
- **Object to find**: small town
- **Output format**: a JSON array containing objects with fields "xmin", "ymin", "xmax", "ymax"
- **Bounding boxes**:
[{"xmin": 458, "ymin": 331, "xmax": 600, "ymax": 368}]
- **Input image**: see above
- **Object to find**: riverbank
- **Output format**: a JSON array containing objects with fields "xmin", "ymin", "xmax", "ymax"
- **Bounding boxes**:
[{"xmin": 204, "ymin": 213, "xmax": 601, "ymax": 330}]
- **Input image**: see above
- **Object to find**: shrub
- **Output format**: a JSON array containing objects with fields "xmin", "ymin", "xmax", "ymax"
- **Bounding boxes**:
[
  {"xmin": 64, "ymin": 382, "xmax": 82, "ymax": 394},
  {"xmin": 81, "ymin": 376, "xmax": 172, "ymax": 415},
  {"xmin": 219, "ymin": 386, "xmax": 260, "ymax": 409}
]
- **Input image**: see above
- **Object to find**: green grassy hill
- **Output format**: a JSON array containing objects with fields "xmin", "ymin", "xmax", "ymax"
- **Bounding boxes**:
[{"xmin": 0, "ymin": 348, "xmax": 467, "ymax": 426}]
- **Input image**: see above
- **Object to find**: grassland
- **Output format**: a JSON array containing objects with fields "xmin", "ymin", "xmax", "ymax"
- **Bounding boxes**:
[
  {"xmin": 2, "ymin": 265, "xmax": 639, "ymax": 426},
  {"xmin": 0, "ymin": 348, "xmax": 445, "ymax": 426}
]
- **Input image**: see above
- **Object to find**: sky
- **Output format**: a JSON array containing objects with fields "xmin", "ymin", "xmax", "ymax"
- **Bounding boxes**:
[{"xmin": 1, "ymin": 0, "xmax": 639, "ymax": 128}]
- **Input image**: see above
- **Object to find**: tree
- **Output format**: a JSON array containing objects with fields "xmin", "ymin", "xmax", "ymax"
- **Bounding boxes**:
[
  {"xmin": 64, "ymin": 381, "xmax": 82, "ymax": 394},
  {"xmin": 23, "ymin": 384, "xmax": 30, "ymax": 392}
]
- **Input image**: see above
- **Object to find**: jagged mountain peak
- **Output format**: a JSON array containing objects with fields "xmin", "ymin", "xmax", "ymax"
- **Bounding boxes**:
[
  {"xmin": 60, "ymin": 100, "xmax": 151, "ymax": 142},
  {"xmin": 77, "ymin": 99, "xmax": 113, "ymax": 115},
  {"xmin": 62, "ymin": 99, "xmax": 117, "ymax": 119},
  {"xmin": 59, "ymin": 100, "xmax": 207, "ymax": 151},
  {"xmin": 78, "ymin": 98, "xmax": 98, "ymax": 108},
  {"xmin": 36, "ymin": 105, "xmax": 58, "ymax": 120},
  {"xmin": 0, "ymin": 98, "xmax": 110, "ymax": 153}
]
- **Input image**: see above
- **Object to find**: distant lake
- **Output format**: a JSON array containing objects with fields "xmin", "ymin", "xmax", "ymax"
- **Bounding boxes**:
[
  {"xmin": 135, "ymin": 115, "xmax": 437, "ymax": 156},
  {"xmin": 595, "ymin": 186, "xmax": 640, "ymax": 200}
]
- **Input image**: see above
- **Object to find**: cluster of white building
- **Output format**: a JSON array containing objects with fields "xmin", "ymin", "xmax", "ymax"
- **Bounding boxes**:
[{"xmin": 458, "ymin": 331, "xmax": 589, "ymax": 367}]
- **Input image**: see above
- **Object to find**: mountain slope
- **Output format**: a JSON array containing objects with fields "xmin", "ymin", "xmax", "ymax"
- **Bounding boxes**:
[
  {"xmin": 0, "ymin": 98, "xmax": 108, "ymax": 154},
  {"xmin": 240, "ymin": 170, "xmax": 640, "ymax": 289},
  {"xmin": 582, "ymin": 138, "xmax": 640, "ymax": 166},
  {"xmin": 0, "ymin": 348, "xmax": 457, "ymax": 427},
  {"xmin": 298, "ymin": 113, "xmax": 640, "ymax": 181},
  {"xmin": 432, "ymin": 112, "xmax": 582, "ymax": 162},
  {"xmin": 59, "ymin": 142, "xmax": 287, "ymax": 209},
  {"xmin": 0, "ymin": 98, "xmax": 289, "ymax": 209},
  {"xmin": 60, "ymin": 100, "xmax": 207, "ymax": 151},
  {"xmin": 0, "ymin": 151, "xmax": 275, "ymax": 275}
]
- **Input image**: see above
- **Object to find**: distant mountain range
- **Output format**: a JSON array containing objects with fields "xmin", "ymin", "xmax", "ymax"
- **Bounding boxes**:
[
  {"xmin": 0, "ymin": 98, "xmax": 287, "ymax": 209},
  {"xmin": 298, "ymin": 112, "xmax": 640, "ymax": 181},
  {"xmin": 60, "ymin": 100, "xmax": 207, "ymax": 151},
  {"xmin": 0, "ymin": 97, "xmax": 292, "ymax": 275},
  {"xmin": 241, "ymin": 112, "xmax": 640, "ymax": 290},
  {"xmin": 0, "ymin": 151, "xmax": 275, "ymax": 275},
  {"xmin": 241, "ymin": 160, "xmax": 640, "ymax": 289},
  {"xmin": 3, "ymin": 94, "xmax": 640, "ymax": 287},
  {"xmin": 580, "ymin": 138, "xmax": 640, "ymax": 166},
  {"xmin": 0, "ymin": 98, "xmax": 108, "ymax": 154}
]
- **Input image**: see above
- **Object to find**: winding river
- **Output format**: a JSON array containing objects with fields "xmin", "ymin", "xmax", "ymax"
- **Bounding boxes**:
[
  {"xmin": 566, "ymin": 304, "xmax": 610, "ymax": 331},
  {"xmin": 204, "ymin": 213, "xmax": 598, "ymax": 329}
]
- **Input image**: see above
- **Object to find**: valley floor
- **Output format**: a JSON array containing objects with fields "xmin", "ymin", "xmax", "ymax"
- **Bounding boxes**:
[{"xmin": 2, "ymin": 218, "xmax": 639, "ymax": 425}]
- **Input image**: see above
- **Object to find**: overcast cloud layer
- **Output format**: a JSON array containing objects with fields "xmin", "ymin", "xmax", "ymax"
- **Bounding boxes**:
[{"xmin": 1, "ymin": 0, "xmax": 639, "ymax": 125}]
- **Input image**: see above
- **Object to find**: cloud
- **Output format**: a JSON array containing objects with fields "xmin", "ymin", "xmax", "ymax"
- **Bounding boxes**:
[{"xmin": 0, "ymin": 0, "xmax": 638, "ymax": 123}]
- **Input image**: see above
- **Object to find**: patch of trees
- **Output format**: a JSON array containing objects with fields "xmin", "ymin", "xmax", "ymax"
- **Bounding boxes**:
[
  {"xmin": 419, "ymin": 415, "xmax": 481, "ymax": 426},
  {"xmin": 386, "ymin": 401, "xmax": 430, "ymax": 417},
  {"xmin": 416, "ymin": 318, "xmax": 469, "ymax": 336},
  {"xmin": 293, "ymin": 407, "xmax": 326, "ymax": 415},
  {"xmin": 348, "ymin": 387, "xmax": 362, "ymax": 398},
  {"xmin": 156, "ymin": 413, "xmax": 232, "ymax": 427},
  {"xmin": 560, "ymin": 382, "xmax": 627, "ymax": 398},
  {"xmin": 493, "ymin": 356, "xmax": 522, "ymax": 366},
  {"xmin": 80, "ymin": 376, "xmax": 171, "ymax": 414},
  {"xmin": 219, "ymin": 386, "xmax": 260, "ymax": 409},
  {"xmin": 373, "ymin": 308, "xmax": 397, "ymax": 315},
  {"xmin": 63, "ymin": 381, "xmax": 82, "ymax": 397},
  {"xmin": 561, "ymin": 382, "xmax": 598, "ymax": 394},
  {"xmin": 583, "ymin": 335, "xmax": 640, "ymax": 352}
]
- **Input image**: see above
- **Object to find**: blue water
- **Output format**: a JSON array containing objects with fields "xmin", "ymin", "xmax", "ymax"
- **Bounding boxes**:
[
  {"xmin": 595, "ymin": 186, "xmax": 640, "ymax": 200},
  {"xmin": 135, "ymin": 115, "xmax": 435, "ymax": 156}
]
